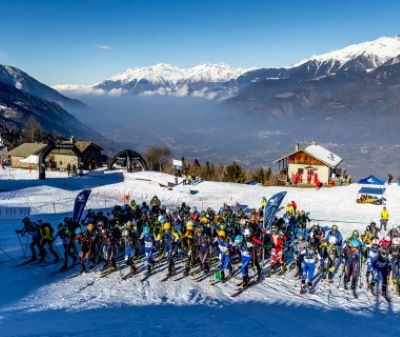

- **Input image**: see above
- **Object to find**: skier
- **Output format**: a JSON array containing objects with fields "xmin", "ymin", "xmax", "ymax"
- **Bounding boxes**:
[
  {"xmin": 217, "ymin": 229, "xmax": 233, "ymax": 281},
  {"xmin": 342, "ymin": 238, "xmax": 362, "ymax": 293},
  {"xmin": 370, "ymin": 247, "xmax": 391, "ymax": 300},
  {"xmin": 140, "ymin": 226, "xmax": 154, "ymax": 276},
  {"xmin": 84, "ymin": 223, "xmax": 98, "ymax": 266},
  {"xmin": 388, "ymin": 237, "xmax": 400, "ymax": 294},
  {"xmin": 15, "ymin": 217, "xmax": 45, "ymax": 262},
  {"xmin": 74, "ymin": 227, "xmax": 91, "ymax": 273},
  {"xmin": 269, "ymin": 224, "xmax": 287, "ymax": 275},
  {"xmin": 194, "ymin": 226, "xmax": 211, "ymax": 275},
  {"xmin": 308, "ymin": 224, "xmax": 324, "ymax": 252},
  {"xmin": 322, "ymin": 225, "xmax": 343, "ymax": 281},
  {"xmin": 182, "ymin": 221, "xmax": 197, "ymax": 276},
  {"xmin": 37, "ymin": 220, "xmax": 59, "ymax": 263},
  {"xmin": 101, "ymin": 228, "xmax": 117, "ymax": 271},
  {"xmin": 55, "ymin": 223, "xmax": 77, "ymax": 271},
  {"xmin": 293, "ymin": 233, "xmax": 308, "ymax": 278},
  {"xmin": 366, "ymin": 238, "xmax": 380, "ymax": 285},
  {"xmin": 236, "ymin": 228, "xmax": 262, "ymax": 287},
  {"xmin": 158, "ymin": 222, "xmax": 179, "ymax": 277},
  {"xmin": 121, "ymin": 229, "xmax": 137, "ymax": 274},
  {"xmin": 300, "ymin": 244, "xmax": 324, "ymax": 294}
]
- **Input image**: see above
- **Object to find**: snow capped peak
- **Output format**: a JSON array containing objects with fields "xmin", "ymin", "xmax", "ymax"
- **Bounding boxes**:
[
  {"xmin": 107, "ymin": 62, "xmax": 250, "ymax": 85},
  {"xmin": 291, "ymin": 35, "xmax": 400, "ymax": 69},
  {"xmin": 0, "ymin": 65, "xmax": 26, "ymax": 89}
]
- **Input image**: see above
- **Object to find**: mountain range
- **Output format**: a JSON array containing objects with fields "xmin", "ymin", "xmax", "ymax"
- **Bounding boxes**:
[
  {"xmin": 54, "ymin": 35, "xmax": 400, "ymax": 104},
  {"xmin": 0, "ymin": 65, "xmax": 114, "ymax": 150}
]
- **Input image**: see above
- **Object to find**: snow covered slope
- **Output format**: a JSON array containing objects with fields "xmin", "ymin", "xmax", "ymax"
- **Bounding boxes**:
[
  {"xmin": 291, "ymin": 35, "xmax": 400, "ymax": 70},
  {"xmin": 1, "ymin": 168, "xmax": 399, "ymax": 336}
]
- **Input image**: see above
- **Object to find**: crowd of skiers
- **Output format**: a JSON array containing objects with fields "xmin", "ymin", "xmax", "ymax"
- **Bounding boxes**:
[{"xmin": 15, "ymin": 196, "xmax": 399, "ymax": 300}]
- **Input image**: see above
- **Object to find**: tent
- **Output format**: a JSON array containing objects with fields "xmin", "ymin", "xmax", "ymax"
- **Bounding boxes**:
[
  {"xmin": 358, "ymin": 175, "xmax": 386, "ymax": 185},
  {"xmin": 356, "ymin": 186, "xmax": 386, "ymax": 205}
]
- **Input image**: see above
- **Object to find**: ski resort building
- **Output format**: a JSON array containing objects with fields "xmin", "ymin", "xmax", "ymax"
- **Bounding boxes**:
[
  {"xmin": 273, "ymin": 142, "xmax": 345, "ymax": 185},
  {"xmin": 8, "ymin": 139, "xmax": 103, "ymax": 170}
]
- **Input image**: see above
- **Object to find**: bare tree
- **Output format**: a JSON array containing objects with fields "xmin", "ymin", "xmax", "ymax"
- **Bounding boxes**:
[{"xmin": 144, "ymin": 146, "xmax": 172, "ymax": 171}]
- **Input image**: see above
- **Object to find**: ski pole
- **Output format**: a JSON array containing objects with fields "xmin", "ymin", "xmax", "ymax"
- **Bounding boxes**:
[
  {"xmin": 0, "ymin": 247, "xmax": 16, "ymax": 262},
  {"xmin": 337, "ymin": 263, "xmax": 345, "ymax": 289},
  {"xmin": 16, "ymin": 233, "xmax": 27, "ymax": 259}
]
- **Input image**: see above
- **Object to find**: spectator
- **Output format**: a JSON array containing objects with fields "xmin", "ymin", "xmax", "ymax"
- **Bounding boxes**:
[{"xmin": 380, "ymin": 206, "xmax": 390, "ymax": 231}]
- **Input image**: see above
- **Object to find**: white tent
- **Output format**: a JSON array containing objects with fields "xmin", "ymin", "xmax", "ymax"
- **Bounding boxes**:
[{"xmin": 20, "ymin": 155, "xmax": 39, "ymax": 164}]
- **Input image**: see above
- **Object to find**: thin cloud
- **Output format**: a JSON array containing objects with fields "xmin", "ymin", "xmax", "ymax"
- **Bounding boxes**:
[{"xmin": 96, "ymin": 44, "xmax": 112, "ymax": 50}]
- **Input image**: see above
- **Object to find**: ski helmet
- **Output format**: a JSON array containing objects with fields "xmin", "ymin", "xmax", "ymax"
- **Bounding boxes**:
[
  {"xmin": 186, "ymin": 221, "xmax": 194, "ymax": 231},
  {"xmin": 163, "ymin": 222, "xmax": 171, "ymax": 231},
  {"xmin": 234, "ymin": 234, "xmax": 243, "ymax": 244},
  {"xmin": 74, "ymin": 227, "xmax": 82, "ymax": 235},
  {"xmin": 122, "ymin": 230, "xmax": 128, "ymax": 237},
  {"xmin": 243, "ymin": 228, "xmax": 251, "ymax": 237},
  {"xmin": 143, "ymin": 226, "xmax": 150, "ymax": 235},
  {"xmin": 350, "ymin": 238, "xmax": 360, "ymax": 248},
  {"xmin": 87, "ymin": 223, "xmax": 95, "ymax": 232},
  {"xmin": 370, "ymin": 221, "xmax": 376, "ymax": 227},
  {"xmin": 380, "ymin": 248, "xmax": 388, "ymax": 257},
  {"xmin": 352, "ymin": 230, "xmax": 359, "ymax": 238},
  {"xmin": 218, "ymin": 230, "xmax": 226, "ymax": 238},
  {"xmin": 392, "ymin": 237, "xmax": 400, "ymax": 245},
  {"xmin": 372, "ymin": 238, "xmax": 380, "ymax": 247},
  {"xmin": 331, "ymin": 225, "xmax": 338, "ymax": 233}
]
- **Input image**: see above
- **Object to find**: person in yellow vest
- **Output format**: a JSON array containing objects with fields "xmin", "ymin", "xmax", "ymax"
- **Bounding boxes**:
[
  {"xmin": 285, "ymin": 203, "xmax": 295, "ymax": 216},
  {"xmin": 380, "ymin": 206, "xmax": 390, "ymax": 231},
  {"xmin": 261, "ymin": 196, "xmax": 267, "ymax": 208}
]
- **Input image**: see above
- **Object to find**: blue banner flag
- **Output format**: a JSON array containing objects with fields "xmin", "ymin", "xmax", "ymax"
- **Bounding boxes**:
[
  {"xmin": 73, "ymin": 189, "xmax": 91, "ymax": 223},
  {"xmin": 263, "ymin": 191, "xmax": 287, "ymax": 229}
]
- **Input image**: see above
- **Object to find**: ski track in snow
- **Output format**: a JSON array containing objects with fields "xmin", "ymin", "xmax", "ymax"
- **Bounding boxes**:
[{"xmin": 0, "ymin": 168, "xmax": 400, "ymax": 336}]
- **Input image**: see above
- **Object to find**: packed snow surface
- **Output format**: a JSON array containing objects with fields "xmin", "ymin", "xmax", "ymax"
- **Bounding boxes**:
[{"xmin": 0, "ymin": 168, "xmax": 399, "ymax": 337}]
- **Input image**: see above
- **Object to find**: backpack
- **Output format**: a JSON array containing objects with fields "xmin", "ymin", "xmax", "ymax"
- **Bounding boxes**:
[{"xmin": 41, "ymin": 223, "xmax": 54, "ymax": 236}]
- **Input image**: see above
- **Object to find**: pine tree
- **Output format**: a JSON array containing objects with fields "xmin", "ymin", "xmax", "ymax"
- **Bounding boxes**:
[
  {"xmin": 222, "ymin": 162, "xmax": 246, "ymax": 183},
  {"xmin": 252, "ymin": 167, "xmax": 265, "ymax": 184}
]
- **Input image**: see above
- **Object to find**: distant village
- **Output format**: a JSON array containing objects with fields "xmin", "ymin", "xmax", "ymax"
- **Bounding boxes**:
[{"xmin": 0, "ymin": 130, "xmax": 350, "ymax": 187}]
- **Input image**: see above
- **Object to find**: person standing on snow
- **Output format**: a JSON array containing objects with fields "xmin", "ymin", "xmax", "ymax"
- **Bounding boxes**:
[
  {"xmin": 140, "ymin": 226, "xmax": 154, "ymax": 276},
  {"xmin": 300, "ymin": 244, "xmax": 324, "ymax": 294},
  {"xmin": 380, "ymin": 206, "xmax": 390, "ymax": 231},
  {"xmin": 322, "ymin": 225, "xmax": 343, "ymax": 282},
  {"xmin": 269, "ymin": 224, "xmax": 287, "ymax": 275},
  {"xmin": 342, "ymin": 238, "xmax": 362, "ymax": 291},
  {"xmin": 366, "ymin": 238, "xmax": 380, "ymax": 285},
  {"xmin": 216, "ymin": 229, "xmax": 233, "ymax": 281},
  {"xmin": 55, "ymin": 223, "xmax": 77, "ymax": 271},
  {"xmin": 16, "ymin": 217, "xmax": 45, "ymax": 262},
  {"xmin": 370, "ymin": 247, "xmax": 391, "ymax": 299}
]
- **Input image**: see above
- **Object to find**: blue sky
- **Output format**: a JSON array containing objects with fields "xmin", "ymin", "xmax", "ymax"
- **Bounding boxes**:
[{"xmin": 1, "ymin": 0, "xmax": 400, "ymax": 84}]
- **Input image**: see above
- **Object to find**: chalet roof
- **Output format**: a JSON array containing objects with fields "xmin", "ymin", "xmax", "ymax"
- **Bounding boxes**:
[
  {"xmin": 8, "ymin": 141, "xmax": 103, "ymax": 157},
  {"xmin": 273, "ymin": 144, "xmax": 343, "ymax": 169},
  {"xmin": 7, "ymin": 143, "xmax": 47, "ymax": 157},
  {"xmin": 54, "ymin": 141, "xmax": 103, "ymax": 155}
]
